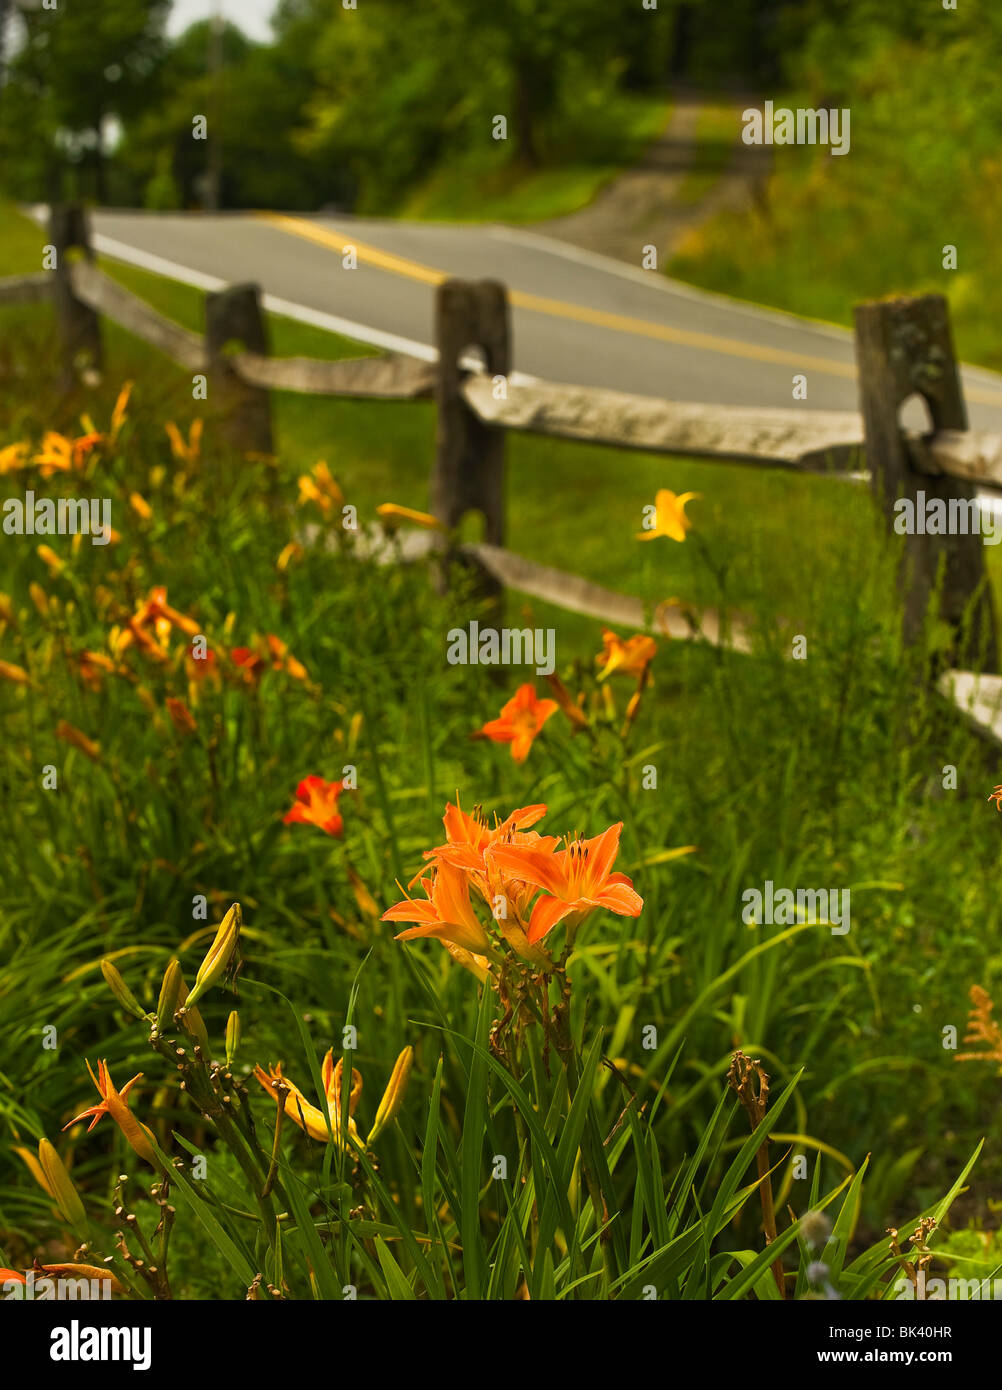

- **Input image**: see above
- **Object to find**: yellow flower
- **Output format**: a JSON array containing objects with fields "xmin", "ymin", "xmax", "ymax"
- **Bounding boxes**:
[
  {"xmin": 297, "ymin": 461, "xmax": 343, "ymax": 516},
  {"xmin": 110, "ymin": 382, "xmax": 133, "ymax": 442},
  {"xmin": 36, "ymin": 544, "xmax": 64, "ymax": 574},
  {"xmin": 254, "ymin": 1049, "xmax": 363, "ymax": 1148},
  {"xmin": 55, "ymin": 720, "xmax": 101, "ymax": 761},
  {"xmin": 376, "ymin": 503, "xmax": 445, "ymax": 532},
  {"xmin": 637, "ymin": 489, "xmax": 700, "ymax": 543},
  {"xmin": 165, "ymin": 419, "xmax": 203, "ymax": 465},
  {"xmin": 129, "ymin": 492, "xmax": 153, "ymax": 521},
  {"xmin": 0, "ymin": 442, "xmax": 28, "ymax": 474},
  {"xmin": 595, "ymin": 628, "xmax": 658, "ymax": 680},
  {"xmin": 277, "ymin": 541, "xmax": 303, "ymax": 571},
  {"xmin": 29, "ymin": 582, "xmax": 49, "ymax": 617}
]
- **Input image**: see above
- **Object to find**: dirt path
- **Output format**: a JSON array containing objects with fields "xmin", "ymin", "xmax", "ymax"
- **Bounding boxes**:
[{"xmin": 530, "ymin": 91, "xmax": 770, "ymax": 268}]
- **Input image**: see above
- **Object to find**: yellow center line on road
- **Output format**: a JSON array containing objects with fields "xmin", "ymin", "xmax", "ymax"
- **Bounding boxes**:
[{"xmin": 258, "ymin": 211, "xmax": 1002, "ymax": 408}]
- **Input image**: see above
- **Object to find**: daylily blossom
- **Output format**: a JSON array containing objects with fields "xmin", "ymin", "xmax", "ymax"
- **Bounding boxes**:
[
  {"xmin": 109, "ymin": 382, "xmax": 132, "ymax": 442},
  {"xmin": 165, "ymin": 419, "xmax": 203, "ymax": 465},
  {"xmin": 595, "ymin": 628, "xmax": 657, "ymax": 680},
  {"xmin": 0, "ymin": 442, "xmax": 28, "ymax": 474},
  {"xmin": 475, "ymin": 683, "xmax": 559, "ymax": 763},
  {"xmin": 422, "ymin": 800, "xmax": 557, "ymax": 958},
  {"xmin": 491, "ymin": 821, "xmax": 643, "ymax": 944},
  {"xmin": 36, "ymin": 544, "xmax": 64, "ymax": 575},
  {"xmin": 231, "ymin": 634, "xmax": 308, "ymax": 683},
  {"xmin": 114, "ymin": 586, "xmax": 200, "ymax": 661},
  {"xmin": 0, "ymin": 1262, "xmax": 124, "ymax": 1296},
  {"xmin": 32, "ymin": 430, "xmax": 102, "ymax": 477},
  {"xmin": 165, "ymin": 696, "xmax": 198, "ymax": 736},
  {"xmin": 63, "ymin": 1060, "xmax": 157, "ymax": 1167},
  {"xmin": 284, "ymin": 776, "xmax": 346, "ymax": 837},
  {"xmin": 376, "ymin": 503, "xmax": 444, "ymax": 532},
  {"xmin": 383, "ymin": 859, "xmax": 495, "ymax": 955},
  {"xmin": 637, "ymin": 489, "xmax": 700, "ymax": 543},
  {"xmin": 255, "ymin": 1049, "xmax": 362, "ymax": 1148},
  {"xmin": 989, "ymin": 785, "xmax": 1002, "ymax": 811},
  {"xmin": 297, "ymin": 461, "xmax": 343, "ymax": 515},
  {"xmin": 55, "ymin": 720, "xmax": 101, "ymax": 761}
]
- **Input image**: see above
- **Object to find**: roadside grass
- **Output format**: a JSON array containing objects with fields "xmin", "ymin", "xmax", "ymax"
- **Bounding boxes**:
[
  {"xmin": 668, "ymin": 43, "xmax": 1002, "ymax": 373},
  {"xmin": 395, "ymin": 93, "xmax": 671, "ymax": 224},
  {"xmin": 4, "ymin": 201, "xmax": 1002, "ymax": 1295}
]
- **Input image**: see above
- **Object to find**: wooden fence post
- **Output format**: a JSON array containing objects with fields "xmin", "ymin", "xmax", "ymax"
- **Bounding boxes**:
[
  {"xmin": 432, "ymin": 278, "xmax": 510, "ymax": 594},
  {"xmin": 205, "ymin": 283, "xmax": 274, "ymax": 456},
  {"xmin": 854, "ymin": 293, "xmax": 997, "ymax": 670},
  {"xmin": 50, "ymin": 203, "xmax": 102, "ymax": 389}
]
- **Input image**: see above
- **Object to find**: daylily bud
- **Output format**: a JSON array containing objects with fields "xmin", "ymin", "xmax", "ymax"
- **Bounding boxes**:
[
  {"xmin": 366, "ymin": 1046, "xmax": 414, "ymax": 1145},
  {"xmin": 37, "ymin": 1139, "xmax": 87, "ymax": 1233},
  {"xmin": 168, "ymin": 966, "xmax": 209, "ymax": 1052},
  {"xmin": 225, "ymin": 1010, "xmax": 241, "ymax": 1065},
  {"xmin": 155, "ymin": 959, "xmax": 183, "ymax": 1034},
  {"xmin": 185, "ymin": 903, "xmax": 240, "ymax": 1007},
  {"xmin": 101, "ymin": 960, "xmax": 147, "ymax": 1020}
]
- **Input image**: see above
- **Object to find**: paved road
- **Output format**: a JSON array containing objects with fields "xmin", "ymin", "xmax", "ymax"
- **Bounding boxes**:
[{"xmin": 86, "ymin": 208, "xmax": 1002, "ymax": 432}]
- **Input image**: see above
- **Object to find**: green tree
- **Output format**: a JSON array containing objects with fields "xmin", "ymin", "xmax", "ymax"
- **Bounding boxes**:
[{"xmin": 0, "ymin": 0, "xmax": 169, "ymax": 201}]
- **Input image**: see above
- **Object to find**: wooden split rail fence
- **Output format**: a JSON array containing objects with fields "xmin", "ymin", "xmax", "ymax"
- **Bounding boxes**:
[{"xmin": 4, "ymin": 205, "xmax": 1002, "ymax": 745}]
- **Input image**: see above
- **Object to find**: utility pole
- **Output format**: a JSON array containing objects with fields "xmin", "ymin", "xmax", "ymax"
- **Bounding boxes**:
[{"xmin": 205, "ymin": 0, "xmax": 224, "ymax": 210}]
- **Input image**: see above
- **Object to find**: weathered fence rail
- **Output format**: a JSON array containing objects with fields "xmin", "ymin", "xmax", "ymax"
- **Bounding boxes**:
[{"xmin": 4, "ymin": 204, "xmax": 1002, "ymax": 741}]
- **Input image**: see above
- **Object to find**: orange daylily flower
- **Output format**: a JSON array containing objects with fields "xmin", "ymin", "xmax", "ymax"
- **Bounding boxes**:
[
  {"xmin": 595, "ymin": 628, "xmax": 657, "ymax": 680},
  {"xmin": 165, "ymin": 696, "xmax": 198, "ymax": 736},
  {"xmin": 475, "ymin": 683, "xmax": 559, "ymax": 763},
  {"xmin": 266, "ymin": 633, "xmax": 308, "ymax": 681},
  {"xmin": 115, "ymin": 586, "xmax": 200, "ymax": 660},
  {"xmin": 63, "ymin": 1059, "xmax": 156, "ymax": 1167},
  {"xmin": 231, "ymin": 646, "xmax": 266, "ymax": 680},
  {"xmin": 75, "ymin": 649, "xmax": 117, "ymax": 691},
  {"xmin": 254, "ymin": 1049, "xmax": 362, "ymax": 1147},
  {"xmin": 989, "ymin": 785, "xmax": 1002, "ymax": 811},
  {"xmin": 297, "ymin": 461, "xmax": 344, "ymax": 515},
  {"xmin": 186, "ymin": 644, "xmax": 220, "ymax": 690},
  {"xmin": 284, "ymin": 776, "xmax": 346, "ymax": 837},
  {"xmin": 408, "ymin": 800, "xmax": 559, "ymax": 964},
  {"xmin": 231, "ymin": 635, "xmax": 308, "ymax": 682},
  {"xmin": 0, "ymin": 442, "xmax": 28, "ymax": 474},
  {"xmin": 491, "ymin": 821, "xmax": 643, "ymax": 944},
  {"xmin": 55, "ymin": 720, "xmax": 101, "ymax": 761},
  {"xmin": 383, "ymin": 859, "xmax": 495, "ymax": 956},
  {"xmin": 109, "ymin": 382, "xmax": 132, "ymax": 442},
  {"xmin": 165, "ymin": 419, "xmax": 203, "ymax": 465},
  {"xmin": 376, "ymin": 503, "xmax": 444, "ymax": 532},
  {"xmin": 637, "ymin": 489, "xmax": 700, "ymax": 543},
  {"xmin": 36, "ymin": 544, "xmax": 64, "ymax": 575}
]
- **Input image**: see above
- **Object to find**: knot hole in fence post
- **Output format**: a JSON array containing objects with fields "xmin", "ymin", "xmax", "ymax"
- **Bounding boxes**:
[
  {"xmin": 50, "ymin": 203, "xmax": 102, "ymax": 390},
  {"xmin": 205, "ymin": 283, "xmax": 275, "ymax": 458},
  {"xmin": 854, "ymin": 293, "xmax": 997, "ymax": 671},
  {"xmin": 432, "ymin": 278, "xmax": 510, "ymax": 598}
]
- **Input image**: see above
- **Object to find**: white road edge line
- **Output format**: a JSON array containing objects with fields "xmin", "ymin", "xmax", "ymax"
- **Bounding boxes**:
[{"xmin": 24, "ymin": 207, "xmax": 537, "ymax": 383}]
